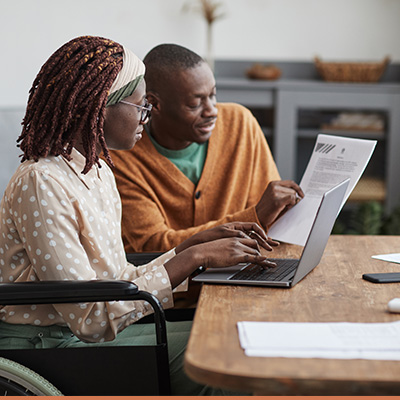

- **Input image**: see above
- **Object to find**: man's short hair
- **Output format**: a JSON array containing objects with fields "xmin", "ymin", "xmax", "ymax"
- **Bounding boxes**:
[{"xmin": 143, "ymin": 44, "xmax": 204, "ymax": 92}]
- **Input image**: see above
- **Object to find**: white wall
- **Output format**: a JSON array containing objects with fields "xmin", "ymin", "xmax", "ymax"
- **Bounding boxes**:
[
  {"xmin": 0, "ymin": 0, "xmax": 399, "ymax": 193},
  {"xmin": 1, "ymin": 0, "xmax": 399, "ymax": 107}
]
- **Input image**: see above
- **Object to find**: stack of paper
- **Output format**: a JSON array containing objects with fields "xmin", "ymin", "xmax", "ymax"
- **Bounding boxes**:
[{"xmin": 237, "ymin": 320, "xmax": 400, "ymax": 360}]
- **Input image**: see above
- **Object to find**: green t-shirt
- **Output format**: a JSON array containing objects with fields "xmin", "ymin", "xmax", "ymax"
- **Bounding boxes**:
[{"xmin": 147, "ymin": 130, "xmax": 208, "ymax": 185}]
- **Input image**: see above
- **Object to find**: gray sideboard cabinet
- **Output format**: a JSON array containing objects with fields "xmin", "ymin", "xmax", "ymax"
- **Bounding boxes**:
[{"xmin": 214, "ymin": 60, "xmax": 400, "ymax": 213}]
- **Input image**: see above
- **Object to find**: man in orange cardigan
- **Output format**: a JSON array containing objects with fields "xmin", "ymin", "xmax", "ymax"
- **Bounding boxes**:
[{"xmin": 110, "ymin": 44, "xmax": 303, "ymax": 253}]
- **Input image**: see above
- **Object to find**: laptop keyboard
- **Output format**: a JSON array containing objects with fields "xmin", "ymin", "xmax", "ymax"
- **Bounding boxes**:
[{"xmin": 228, "ymin": 259, "xmax": 299, "ymax": 282}]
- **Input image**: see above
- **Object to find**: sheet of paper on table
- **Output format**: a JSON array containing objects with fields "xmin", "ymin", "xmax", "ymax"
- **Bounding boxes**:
[
  {"xmin": 237, "ymin": 320, "xmax": 400, "ymax": 360},
  {"xmin": 372, "ymin": 253, "xmax": 400, "ymax": 264},
  {"xmin": 268, "ymin": 134, "xmax": 377, "ymax": 246}
]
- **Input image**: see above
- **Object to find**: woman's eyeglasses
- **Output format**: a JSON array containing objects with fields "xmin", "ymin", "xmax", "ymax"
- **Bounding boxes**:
[{"xmin": 120, "ymin": 99, "xmax": 152, "ymax": 123}]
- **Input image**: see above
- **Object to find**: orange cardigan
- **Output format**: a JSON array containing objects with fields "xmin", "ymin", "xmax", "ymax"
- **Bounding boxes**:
[{"xmin": 110, "ymin": 103, "xmax": 280, "ymax": 252}]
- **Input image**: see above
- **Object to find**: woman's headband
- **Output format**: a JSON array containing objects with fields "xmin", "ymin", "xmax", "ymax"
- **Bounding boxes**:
[{"xmin": 106, "ymin": 47, "xmax": 145, "ymax": 106}]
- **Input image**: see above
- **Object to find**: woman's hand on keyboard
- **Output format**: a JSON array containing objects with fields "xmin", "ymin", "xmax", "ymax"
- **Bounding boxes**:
[{"xmin": 176, "ymin": 221, "xmax": 278, "ymax": 254}]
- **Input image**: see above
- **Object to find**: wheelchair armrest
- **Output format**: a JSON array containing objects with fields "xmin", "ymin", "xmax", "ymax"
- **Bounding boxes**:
[
  {"xmin": 0, "ymin": 280, "xmax": 167, "ymax": 345},
  {"xmin": 126, "ymin": 252, "xmax": 164, "ymax": 265},
  {"xmin": 0, "ymin": 280, "xmax": 138, "ymax": 305}
]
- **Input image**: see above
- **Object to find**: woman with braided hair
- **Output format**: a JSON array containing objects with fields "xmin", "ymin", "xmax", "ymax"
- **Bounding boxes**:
[
  {"xmin": 0, "ymin": 36, "xmax": 276, "ymax": 395},
  {"xmin": 18, "ymin": 36, "xmax": 130, "ymax": 173}
]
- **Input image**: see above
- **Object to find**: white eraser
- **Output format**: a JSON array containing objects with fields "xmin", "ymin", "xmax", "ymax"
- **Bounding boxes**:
[{"xmin": 387, "ymin": 298, "xmax": 400, "ymax": 313}]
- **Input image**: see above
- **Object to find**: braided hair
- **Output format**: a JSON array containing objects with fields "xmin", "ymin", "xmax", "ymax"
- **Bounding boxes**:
[{"xmin": 17, "ymin": 36, "xmax": 124, "ymax": 174}]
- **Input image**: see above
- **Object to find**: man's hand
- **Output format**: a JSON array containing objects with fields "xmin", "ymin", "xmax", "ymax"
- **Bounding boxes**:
[{"xmin": 256, "ymin": 180, "xmax": 304, "ymax": 228}]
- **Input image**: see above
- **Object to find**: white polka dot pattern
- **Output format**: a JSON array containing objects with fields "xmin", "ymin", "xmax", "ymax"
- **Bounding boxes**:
[{"xmin": 0, "ymin": 149, "xmax": 174, "ymax": 342}]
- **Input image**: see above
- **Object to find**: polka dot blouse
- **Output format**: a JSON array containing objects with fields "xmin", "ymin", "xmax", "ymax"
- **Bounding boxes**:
[{"xmin": 0, "ymin": 149, "xmax": 175, "ymax": 343}]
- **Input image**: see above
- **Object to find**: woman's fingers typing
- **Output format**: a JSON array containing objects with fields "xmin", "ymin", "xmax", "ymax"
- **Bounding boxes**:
[
  {"xmin": 218, "ymin": 221, "xmax": 280, "ymax": 252},
  {"xmin": 199, "ymin": 237, "xmax": 277, "ymax": 269},
  {"xmin": 246, "ymin": 229, "xmax": 279, "ymax": 251}
]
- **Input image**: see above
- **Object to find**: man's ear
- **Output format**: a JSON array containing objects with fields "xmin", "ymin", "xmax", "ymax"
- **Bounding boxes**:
[{"xmin": 146, "ymin": 91, "xmax": 160, "ymax": 112}]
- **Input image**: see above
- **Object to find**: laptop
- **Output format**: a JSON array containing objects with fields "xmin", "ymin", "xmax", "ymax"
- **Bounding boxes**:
[{"xmin": 193, "ymin": 178, "xmax": 350, "ymax": 288}]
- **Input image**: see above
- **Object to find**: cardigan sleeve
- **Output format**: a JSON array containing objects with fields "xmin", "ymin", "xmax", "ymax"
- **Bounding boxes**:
[{"xmin": 244, "ymin": 107, "xmax": 281, "ymax": 217}]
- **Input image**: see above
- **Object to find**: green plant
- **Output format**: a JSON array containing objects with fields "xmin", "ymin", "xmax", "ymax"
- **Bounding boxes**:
[
  {"xmin": 347, "ymin": 201, "xmax": 384, "ymax": 235},
  {"xmin": 333, "ymin": 200, "xmax": 400, "ymax": 235},
  {"xmin": 332, "ymin": 219, "xmax": 348, "ymax": 234}
]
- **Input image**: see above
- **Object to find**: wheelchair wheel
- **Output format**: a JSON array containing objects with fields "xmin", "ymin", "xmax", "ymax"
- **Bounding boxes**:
[{"xmin": 0, "ymin": 357, "xmax": 62, "ymax": 396}]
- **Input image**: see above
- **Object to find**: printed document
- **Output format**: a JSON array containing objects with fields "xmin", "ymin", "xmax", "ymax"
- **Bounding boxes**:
[
  {"xmin": 268, "ymin": 134, "xmax": 376, "ymax": 246},
  {"xmin": 237, "ymin": 320, "xmax": 400, "ymax": 360}
]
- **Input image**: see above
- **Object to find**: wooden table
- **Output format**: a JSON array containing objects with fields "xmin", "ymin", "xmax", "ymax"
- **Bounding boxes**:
[{"xmin": 184, "ymin": 235, "xmax": 400, "ymax": 395}]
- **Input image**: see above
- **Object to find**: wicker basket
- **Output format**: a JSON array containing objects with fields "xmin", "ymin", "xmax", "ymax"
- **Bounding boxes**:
[
  {"xmin": 314, "ymin": 56, "xmax": 390, "ymax": 83},
  {"xmin": 246, "ymin": 63, "xmax": 281, "ymax": 80}
]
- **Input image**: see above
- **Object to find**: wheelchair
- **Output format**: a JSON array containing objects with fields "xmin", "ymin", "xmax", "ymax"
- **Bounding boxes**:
[{"xmin": 0, "ymin": 252, "xmax": 192, "ymax": 396}]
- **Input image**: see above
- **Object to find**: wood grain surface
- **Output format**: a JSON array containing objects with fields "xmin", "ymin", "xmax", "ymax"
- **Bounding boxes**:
[{"xmin": 184, "ymin": 235, "xmax": 400, "ymax": 395}]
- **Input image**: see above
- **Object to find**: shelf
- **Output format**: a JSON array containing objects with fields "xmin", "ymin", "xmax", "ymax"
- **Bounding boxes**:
[
  {"xmin": 297, "ymin": 128, "xmax": 386, "ymax": 140},
  {"xmin": 348, "ymin": 177, "xmax": 386, "ymax": 203}
]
